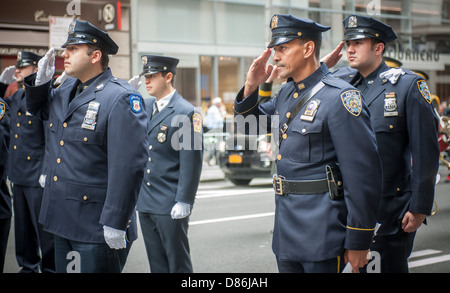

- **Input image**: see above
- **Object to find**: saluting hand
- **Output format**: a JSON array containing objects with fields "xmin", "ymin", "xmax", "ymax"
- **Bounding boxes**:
[
  {"xmin": 320, "ymin": 41, "xmax": 344, "ymax": 69},
  {"xmin": 36, "ymin": 47, "xmax": 55, "ymax": 86},
  {"xmin": 243, "ymin": 49, "xmax": 274, "ymax": 98},
  {"xmin": 0, "ymin": 65, "xmax": 17, "ymax": 85}
]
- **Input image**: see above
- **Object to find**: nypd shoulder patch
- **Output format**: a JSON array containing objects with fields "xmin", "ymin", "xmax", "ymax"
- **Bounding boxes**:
[
  {"xmin": 193, "ymin": 113, "xmax": 202, "ymax": 133},
  {"xmin": 0, "ymin": 102, "xmax": 5, "ymax": 121},
  {"xmin": 341, "ymin": 90, "xmax": 362, "ymax": 117},
  {"xmin": 129, "ymin": 95, "xmax": 143, "ymax": 113},
  {"xmin": 417, "ymin": 80, "xmax": 431, "ymax": 104}
]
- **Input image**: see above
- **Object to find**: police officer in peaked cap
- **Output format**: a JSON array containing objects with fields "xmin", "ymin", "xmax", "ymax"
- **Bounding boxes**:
[
  {"xmin": 135, "ymin": 54, "xmax": 203, "ymax": 273},
  {"xmin": 0, "ymin": 50, "xmax": 56, "ymax": 273},
  {"xmin": 331, "ymin": 15, "xmax": 440, "ymax": 273},
  {"xmin": 23, "ymin": 19, "xmax": 149, "ymax": 273},
  {"xmin": 234, "ymin": 14, "xmax": 382, "ymax": 273}
]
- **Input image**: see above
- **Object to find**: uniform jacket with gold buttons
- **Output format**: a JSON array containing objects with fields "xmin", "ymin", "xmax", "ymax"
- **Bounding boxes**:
[
  {"xmin": 137, "ymin": 92, "xmax": 203, "ymax": 215},
  {"xmin": 234, "ymin": 63, "xmax": 382, "ymax": 262},
  {"xmin": 0, "ymin": 96, "xmax": 11, "ymax": 219},
  {"xmin": 334, "ymin": 62, "xmax": 440, "ymax": 235},
  {"xmin": 24, "ymin": 69, "xmax": 149, "ymax": 244},
  {"xmin": 2, "ymin": 87, "xmax": 45, "ymax": 187}
]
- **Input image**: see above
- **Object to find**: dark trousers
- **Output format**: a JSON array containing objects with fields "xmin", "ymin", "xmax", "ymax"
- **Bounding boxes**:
[
  {"xmin": 276, "ymin": 255, "xmax": 345, "ymax": 273},
  {"xmin": 0, "ymin": 217, "xmax": 11, "ymax": 273},
  {"xmin": 54, "ymin": 235, "xmax": 131, "ymax": 273},
  {"xmin": 139, "ymin": 212, "xmax": 192, "ymax": 273},
  {"xmin": 370, "ymin": 230, "xmax": 416, "ymax": 273},
  {"xmin": 13, "ymin": 184, "xmax": 55, "ymax": 273}
]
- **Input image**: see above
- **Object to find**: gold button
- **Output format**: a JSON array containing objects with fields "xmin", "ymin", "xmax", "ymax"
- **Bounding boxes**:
[
  {"xmin": 397, "ymin": 188, "xmax": 400, "ymax": 192},
  {"xmin": 28, "ymin": 120, "xmax": 32, "ymax": 125},
  {"xmin": 297, "ymin": 32, "xmax": 302, "ymax": 36},
  {"xmin": 53, "ymin": 176, "xmax": 58, "ymax": 182},
  {"xmin": 277, "ymin": 154, "xmax": 282, "ymax": 160},
  {"xmin": 56, "ymin": 158, "xmax": 61, "ymax": 164},
  {"xmin": 16, "ymin": 123, "xmax": 20, "ymax": 127},
  {"xmin": 63, "ymin": 122, "xmax": 68, "ymax": 128},
  {"xmin": 147, "ymin": 169, "xmax": 151, "ymax": 174},
  {"xmin": 15, "ymin": 134, "xmax": 18, "ymax": 139},
  {"xmin": 389, "ymin": 125, "xmax": 394, "ymax": 129},
  {"xmin": 60, "ymin": 140, "xmax": 64, "ymax": 146},
  {"xmin": 27, "ymin": 156, "xmax": 31, "ymax": 160},
  {"xmin": 83, "ymin": 196, "xmax": 88, "ymax": 201},
  {"xmin": 286, "ymin": 112, "xmax": 291, "ymax": 118},
  {"xmin": 13, "ymin": 145, "xmax": 17, "ymax": 150},
  {"xmin": 18, "ymin": 112, "xmax": 21, "ymax": 116},
  {"xmin": 49, "ymin": 123, "xmax": 53, "ymax": 128},
  {"xmin": 293, "ymin": 93, "xmax": 299, "ymax": 98},
  {"xmin": 149, "ymin": 145, "xmax": 153, "ymax": 150},
  {"xmin": 282, "ymin": 133, "xmax": 287, "ymax": 140},
  {"xmin": 83, "ymin": 137, "xmax": 88, "ymax": 142}
]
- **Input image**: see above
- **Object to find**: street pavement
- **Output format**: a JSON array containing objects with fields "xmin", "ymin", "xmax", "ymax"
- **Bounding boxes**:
[{"xmin": 2, "ymin": 162, "xmax": 450, "ymax": 273}]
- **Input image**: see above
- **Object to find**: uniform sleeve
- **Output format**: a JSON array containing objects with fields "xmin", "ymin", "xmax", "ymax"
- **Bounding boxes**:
[
  {"xmin": 0, "ymin": 99, "xmax": 10, "ymax": 168},
  {"xmin": 328, "ymin": 89, "xmax": 382, "ymax": 250},
  {"xmin": 99, "ymin": 92, "xmax": 149, "ymax": 230},
  {"xmin": 172, "ymin": 109, "xmax": 203, "ymax": 205},
  {"xmin": 24, "ymin": 73, "xmax": 51, "ymax": 121},
  {"xmin": 406, "ymin": 78, "xmax": 440, "ymax": 215}
]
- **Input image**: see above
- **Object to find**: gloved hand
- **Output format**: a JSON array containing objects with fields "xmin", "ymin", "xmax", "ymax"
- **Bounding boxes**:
[
  {"xmin": 379, "ymin": 68, "xmax": 405, "ymax": 85},
  {"xmin": 39, "ymin": 174, "xmax": 46, "ymax": 188},
  {"xmin": 171, "ymin": 202, "xmax": 191, "ymax": 219},
  {"xmin": 36, "ymin": 48, "xmax": 55, "ymax": 86},
  {"xmin": 0, "ymin": 65, "xmax": 16, "ymax": 85},
  {"xmin": 128, "ymin": 75, "xmax": 141, "ymax": 90},
  {"xmin": 103, "ymin": 225, "xmax": 127, "ymax": 249},
  {"xmin": 53, "ymin": 71, "xmax": 68, "ymax": 87}
]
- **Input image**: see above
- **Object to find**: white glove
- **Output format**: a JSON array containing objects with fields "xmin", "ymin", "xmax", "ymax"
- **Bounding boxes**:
[
  {"xmin": 103, "ymin": 225, "xmax": 127, "ymax": 249},
  {"xmin": 128, "ymin": 75, "xmax": 141, "ymax": 90},
  {"xmin": 36, "ymin": 48, "xmax": 55, "ymax": 86},
  {"xmin": 39, "ymin": 174, "xmax": 46, "ymax": 188},
  {"xmin": 379, "ymin": 68, "xmax": 405, "ymax": 85},
  {"xmin": 0, "ymin": 65, "xmax": 17, "ymax": 85},
  {"xmin": 53, "ymin": 71, "xmax": 68, "ymax": 87},
  {"xmin": 171, "ymin": 202, "xmax": 191, "ymax": 219}
]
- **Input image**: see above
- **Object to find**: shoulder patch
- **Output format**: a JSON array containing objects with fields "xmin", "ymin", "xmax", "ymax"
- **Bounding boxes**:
[
  {"xmin": 129, "ymin": 94, "xmax": 143, "ymax": 113},
  {"xmin": 193, "ymin": 113, "xmax": 202, "ymax": 133},
  {"xmin": 0, "ymin": 101, "xmax": 5, "ymax": 121},
  {"xmin": 341, "ymin": 90, "xmax": 362, "ymax": 117},
  {"xmin": 417, "ymin": 80, "xmax": 431, "ymax": 104}
]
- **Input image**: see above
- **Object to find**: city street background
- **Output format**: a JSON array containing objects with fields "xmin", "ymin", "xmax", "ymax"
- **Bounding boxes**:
[{"xmin": 3, "ymin": 163, "xmax": 450, "ymax": 273}]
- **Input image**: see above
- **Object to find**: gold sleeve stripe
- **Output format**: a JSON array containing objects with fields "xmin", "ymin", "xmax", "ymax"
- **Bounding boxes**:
[
  {"xmin": 258, "ymin": 89, "xmax": 272, "ymax": 97},
  {"xmin": 346, "ymin": 225, "xmax": 376, "ymax": 232},
  {"xmin": 234, "ymin": 101, "xmax": 258, "ymax": 115}
]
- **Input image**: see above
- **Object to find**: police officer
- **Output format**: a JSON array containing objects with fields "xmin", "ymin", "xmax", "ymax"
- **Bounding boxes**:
[
  {"xmin": 0, "ymin": 95, "xmax": 11, "ymax": 273},
  {"xmin": 0, "ymin": 51, "xmax": 55, "ymax": 273},
  {"xmin": 235, "ymin": 14, "xmax": 382, "ymax": 273},
  {"xmin": 136, "ymin": 55, "xmax": 203, "ymax": 273},
  {"xmin": 24, "ymin": 20, "xmax": 149, "ymax": 273},
  {"xmin": 333, "ymin": 15, "xmax": 440, "ymax": 273}
]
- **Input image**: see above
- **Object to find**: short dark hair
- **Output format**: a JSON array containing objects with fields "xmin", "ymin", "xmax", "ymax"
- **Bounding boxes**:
[{"xmin": 86, "ymin": 43, "xmax": 109, "ymax": 70}]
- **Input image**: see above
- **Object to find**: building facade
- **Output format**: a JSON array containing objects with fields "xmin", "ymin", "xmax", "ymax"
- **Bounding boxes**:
[{"xmin": 130, "ymin": 0, "xmax": 450, "ymax": 113}]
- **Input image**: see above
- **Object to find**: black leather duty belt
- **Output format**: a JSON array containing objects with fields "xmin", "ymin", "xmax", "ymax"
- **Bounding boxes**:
[{"xmin": 273, "ymin": 175, "xmax": 329, "ymax": 196}]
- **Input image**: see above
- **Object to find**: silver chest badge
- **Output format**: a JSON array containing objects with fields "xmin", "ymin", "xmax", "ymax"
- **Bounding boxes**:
[
  {"xmin": 384, "ymin": 92, "xmax": 398, "ymax": 117},
  {"xmin": 82, "ymin": 101, "xmax": 100, "ymax": 130}
]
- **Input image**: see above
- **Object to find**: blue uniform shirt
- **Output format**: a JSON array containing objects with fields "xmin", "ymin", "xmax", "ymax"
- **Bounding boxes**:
[
  {"xmin": 235, "ymin": 63, "xmax": 382, "ymax": 262},
  {"xmin": 334, "ymin": 62, "xmax": 440, "ymax": 235},
  {"xmin": 24, "ymin": 69, "xmax": 149, "ymax": 244}
]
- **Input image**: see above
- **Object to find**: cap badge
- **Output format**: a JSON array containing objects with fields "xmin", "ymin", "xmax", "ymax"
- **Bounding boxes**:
[
  {"xmin": 17, "ymin": 51, "xmax": 22, "ymax": 62},
  {"xmin": 68, "ymin": 21, "xmax": 75, "ymax": 34},
  {"xmin": 141, "ymin": 56, "xmax": 148, "ymax": 65},
  {"xmin": 348, "ymin": 16, "xmax": 358, "ymax": 28},
  {"xmin": 271, "ymin": 15, "xmax": 279, "ymax": 29}
]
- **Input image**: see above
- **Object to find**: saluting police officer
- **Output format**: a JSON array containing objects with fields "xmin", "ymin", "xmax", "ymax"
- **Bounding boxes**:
[
  {"xmin": 234, "ymin": 14, "xmax": 382, "ymax": 273},
  {"xmin": 136, "ymin": 55, "xmax": 203, "ymax": 273},
  {"xmin": 0, "ymin": 95, "xmax": 11, "ymax": 273},
  {"xmin": 0, "ymin": 51, "xmax": 55, "ymax": 273},
  {"xmin": 23, "ymin": 20, "xmax": 149, "ymax": 273},
  {"xmin": 333, "ymin": 15, "xmax": 440, "ymax": 273}
]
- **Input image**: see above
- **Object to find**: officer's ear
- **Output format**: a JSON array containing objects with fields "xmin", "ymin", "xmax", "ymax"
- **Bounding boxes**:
[
  {"xmin": 302, "ymin": 40, "xmax": 316, "ymax": 59},
  {"xmin": 89, "ymin": 50, "xmax": 103, "ymax": 65}
]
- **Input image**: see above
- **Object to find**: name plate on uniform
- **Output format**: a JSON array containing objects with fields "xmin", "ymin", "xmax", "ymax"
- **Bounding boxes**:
[{"xmin": 82, "ymin": 101, "xmax": 100, "ymax": 130}]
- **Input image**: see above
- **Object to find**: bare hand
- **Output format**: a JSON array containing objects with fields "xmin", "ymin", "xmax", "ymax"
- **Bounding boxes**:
[
  {"xmin": 401, "ymin": 211, "xmax": 426, "ymax": 233},
  {"xmin": 321, "ymin": 41, "xmax": 344, "ymax": 69},
  {"xmin": 243, "ymin": 49, "xmax": 274, "ymax": 98},
  {"xmin": 344, "ymin": 249, "xmax": 370, "ymax": 273}
]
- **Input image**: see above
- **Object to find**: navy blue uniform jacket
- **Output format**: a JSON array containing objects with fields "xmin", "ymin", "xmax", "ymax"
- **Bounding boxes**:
[
  {"xmin": 137, "ymin": 91, "xmax": 203, "ymax": 214},
  {"xmin": 3, "ymin": 87, "xmax": 45, "ymax": 186},
  {"xmin": 24, "ymin": 69, "xmax": 149, "ymax": 243},
  {"xmin": 235, "ymin": 63, "xmax": 382, "ymax": 262},
  {"xmin": 334, "ymin": 62, "xmax": 440, "ymax": 235},
  {"xmin": 0, "ymin": 96, "xmax": 11, "ymax": 219}
]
